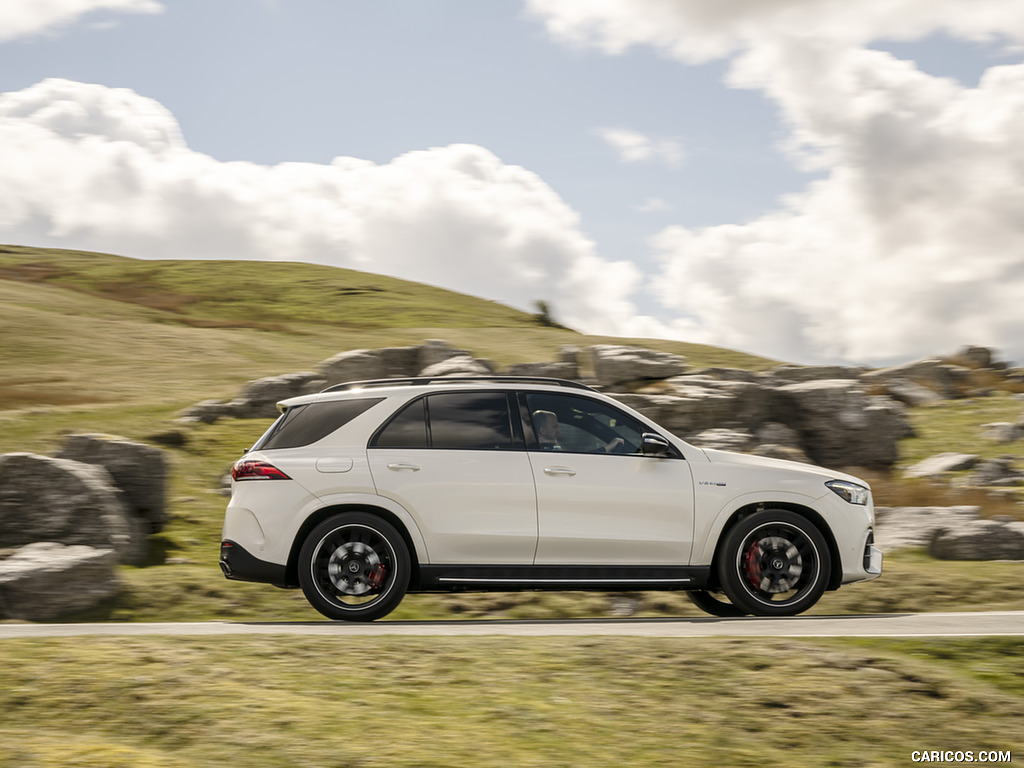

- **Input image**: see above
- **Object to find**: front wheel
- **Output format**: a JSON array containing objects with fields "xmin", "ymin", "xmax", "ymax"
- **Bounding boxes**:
[
  {"xmin": 717, "ymin": 510, "xmax": 830, "ymax": 617},
  {"xmin": 686, "ymin": 589, "xmax": 748, "ymax": 617},
  {"xmin": 298, "ymin": 512, "xmax": 410, "ymax": 622}
]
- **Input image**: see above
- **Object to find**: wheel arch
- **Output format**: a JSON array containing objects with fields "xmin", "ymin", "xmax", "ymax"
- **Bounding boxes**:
[
  {"xmin": 707, "ymin": 501, "xmax": 843, "ymax": 592},
  {"xmin": 286, "ymin": 504, "xmax": 423, "ymax": 589}
]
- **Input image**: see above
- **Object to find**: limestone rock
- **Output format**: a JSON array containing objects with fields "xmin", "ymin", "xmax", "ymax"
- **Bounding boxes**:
[
  {"xmin": 904, "ymin": 452, "xmax": 980, "ymax": 479},
  {"xmin": 873, "ymin": 506, "xmax": 982, "ymax": 552},
  {"xmin": 591, "ymin": 345, "xmax": 686, "ymax": 389},
  {"xmin": 502, "ymin": 361, "xmax": 578, "ymax": 380},
  {"xmin": 0, "ymin": 542, "xmax": 119, "ymax": 620},
  {"xmin": 929, "ymin": 519, "xmax": 1024, "ymax": 560},
  {"xmin": 419, "ymin": 355, "xmax": 494, "ymax": 377},
  {"xmin": 773, "ymin": 380, "xmax": 910, "ymax": 469},
  {"xmin": 57, "ymin": 434, "xmax": 169, "ymax": 533},
  {"xmin": 0, "ymin": 453, "xmax": 143, "ymax": 564}
]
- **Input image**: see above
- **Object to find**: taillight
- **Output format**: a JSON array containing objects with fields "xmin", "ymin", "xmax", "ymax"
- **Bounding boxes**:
[{"xmin": 231, "ymin": 459, "xmax": 291, "ymax": 481}]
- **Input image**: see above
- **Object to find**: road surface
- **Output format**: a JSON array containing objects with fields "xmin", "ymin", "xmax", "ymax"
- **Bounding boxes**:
[{"xmin": 0, "ymin": 611, "xmax": 1021, "ymax": 639}]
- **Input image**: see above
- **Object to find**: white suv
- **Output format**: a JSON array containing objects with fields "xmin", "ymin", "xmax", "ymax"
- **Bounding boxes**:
[{"xmin": 220, "ymin": 376, "xmax": 882, "ymax": 621}]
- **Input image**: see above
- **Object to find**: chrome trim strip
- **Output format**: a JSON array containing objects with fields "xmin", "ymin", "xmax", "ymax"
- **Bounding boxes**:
[{"xmin": 437, "ymin": 577, "xmax": 692, "ymax": 584}]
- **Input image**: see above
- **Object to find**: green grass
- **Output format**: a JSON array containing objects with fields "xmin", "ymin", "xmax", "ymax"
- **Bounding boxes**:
[{"xmin": 0, "ymin": 636, "xmax": 1021, "ymax": 767}]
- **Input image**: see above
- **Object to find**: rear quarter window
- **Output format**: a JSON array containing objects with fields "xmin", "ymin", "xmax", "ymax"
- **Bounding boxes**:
[{"xmin": 254, "ymin": 398, "xmax": 384, "ymax": 450}]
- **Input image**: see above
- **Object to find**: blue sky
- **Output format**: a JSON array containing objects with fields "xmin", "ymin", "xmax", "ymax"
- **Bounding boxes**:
[{"xmin": 1, "ymin": 0, "xmax": 1023, "ymax": 365}]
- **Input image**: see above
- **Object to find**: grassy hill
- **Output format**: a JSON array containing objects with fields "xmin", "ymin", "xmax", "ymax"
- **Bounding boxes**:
[
  {"xmin": 0, "ymin": 244, "xmax": 777, "ymax": 412},
  {"xmin": 0, "ymin": 244, "xmax": 1021, "ymax": 625}
]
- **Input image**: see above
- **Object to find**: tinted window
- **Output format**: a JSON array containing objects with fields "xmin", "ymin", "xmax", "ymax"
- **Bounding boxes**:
[
  {"xmin": 373, "ymin": 398, "xmax": 429, "ymax": 448},
  {"xmin": 428, "ymin": 392, "xmax": 513, "ymax": 450},
  {"xmin": 256, "ymin": 398, "xmax": 383, "ymax": 450},
  {"xmin": 525, "ymin": 393, "xmax": 646, "ymax": 455}
]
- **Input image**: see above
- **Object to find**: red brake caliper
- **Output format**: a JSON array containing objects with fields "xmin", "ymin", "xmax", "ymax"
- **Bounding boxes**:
[
  {"xmin": 366, "ymin": 564, "xmax": 387, "ymax": 590},
  {"xmin": 743, "ymin": 541, "xmax": 762, "ymax": 589}
]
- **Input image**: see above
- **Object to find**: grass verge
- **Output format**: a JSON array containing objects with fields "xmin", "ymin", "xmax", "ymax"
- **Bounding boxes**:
[{"xmin": 0, "ymin": 636, "xmax": 1021, "ymax": 768}]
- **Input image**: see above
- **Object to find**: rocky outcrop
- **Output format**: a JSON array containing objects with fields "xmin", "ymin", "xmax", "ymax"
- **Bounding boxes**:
[
  {"xmin": 0, "ymin": 453, "xmax": 144, "ymax": 565},
  {"xmin": 591, "ymin": 345, "xmax": 687, "ymax": 389},
  {"xmin": 904, "ymin": 452, "xmax": 980, "ymax": 479},
  {"xmin": 57, "ymin": 434, "xmax": 169, "ymax": 533},
  {"xmin": 771, "ymin": 380, "xmax": 911, "ymax": 469},
  {"xmin": 0, "ymin": 542, "xmax": 119, "ymax": 620},
  {"xmin": 929, "ymin": 518, "xmax": 1024, "ymax": 560},
  {"xmin": 874, "ymin": 506, "xmax": 983, "ymax": 551},
  {"xmin": 965, "ymin": 458, "xmax": 1024, "ymax": 487},
  {"xmin": 419, "ymin": 355, "xmax": 494, "ymax": 377}
]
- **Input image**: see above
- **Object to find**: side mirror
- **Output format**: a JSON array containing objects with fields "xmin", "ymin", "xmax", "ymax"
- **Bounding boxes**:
[{"xmin": 640, "ymin": 433, "xmax": 671, "ymax": 457}]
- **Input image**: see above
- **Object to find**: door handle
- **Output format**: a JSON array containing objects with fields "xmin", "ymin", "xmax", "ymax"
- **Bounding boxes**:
[
  {"xmin": 387, "ymin": 463, "xmax": 421, "ymax": 472},
  {"xmin": 544, "ymin": 466, "xmax": 576, "ymax": 476}
]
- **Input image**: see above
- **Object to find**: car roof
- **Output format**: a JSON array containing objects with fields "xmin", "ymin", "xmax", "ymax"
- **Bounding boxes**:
[{"xmin": 276, "ymin": 376, "xmax": 602, "ymax": 411}]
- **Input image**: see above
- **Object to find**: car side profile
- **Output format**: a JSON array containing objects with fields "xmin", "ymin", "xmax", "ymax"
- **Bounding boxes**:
[{"xmin": 220, "ymin": 376, "xmax": 882, "ymax": 621}]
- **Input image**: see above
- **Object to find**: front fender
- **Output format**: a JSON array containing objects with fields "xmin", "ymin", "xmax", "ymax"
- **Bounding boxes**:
[{"xmin": 692, "ymin": 488, "xmax": 826, "ymax": 566}]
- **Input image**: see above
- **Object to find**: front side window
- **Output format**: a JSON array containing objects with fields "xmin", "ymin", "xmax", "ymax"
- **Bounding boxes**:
[{"xmin": 525, "ymin": 393, "xmax": 647, "ymax": 455}]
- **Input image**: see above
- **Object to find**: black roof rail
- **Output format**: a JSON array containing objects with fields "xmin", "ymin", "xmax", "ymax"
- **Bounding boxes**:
[{"xmin": 321, "ymin": 376, "xmax": 597, "ymax": 393}]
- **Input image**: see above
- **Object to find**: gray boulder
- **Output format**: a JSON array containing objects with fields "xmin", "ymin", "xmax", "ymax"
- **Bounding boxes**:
[
  {"xmin": 773, "ymin": 380, "xmax": 910, "ymax": 469},
  {"xmin": 417, "ymin": 339, "xmax": 471, "ymax": 372},
  {"xmin": 0, "ymin": 542, "xmax": 120, "ymax": 620},
  {"xmin": 419, "ymin": 355, "xmax": 494, "ymax": 377},
  {"xmin": 688, "ymin": 428, "xmax": 754, "ymax": 452},
  {"xmin": 768, "ymin": 364, "xmax": 865, "ymax": 383},
  {"xmin": 861, "ymin": 357, "xmax": 973, "ymax": 399},
  {"xmin": 591, "ymin": 345, "xmax": 687, "ymax": 388},
  {"xmin": 874, "ymin": 506, "xmax": 982, "ymax": 551},
  {"xmin": 929, "ymin": 518, "xmax": 1024, "ymax": 560},
  {"xmin": 318, "ymin": 347, "xmax": 420, "ymax": 385},
  {"xmin": 0, "ymin": 453, "xmax": 144, "ymax": 564},
  {"xmin": 965, "ymin": 458, "xmax": 1024, "ymax": 487},
  {"xmin": 883, "ymin": 378, "xmax": 944, "ymax": 407},
  {"xmin": 502, "ymin": 361, "xmax": 579, "ymax": 380},
  {"xmin": 57, "ymin": 434, "xmax": 169, "ymax": 533},
  {"xmin": 904, "ymin": 452, "xmax": 980, "ymax": 479},
  {"xmin": 233, "ymin": 372, "xmax": 326, "ymax": 417}
]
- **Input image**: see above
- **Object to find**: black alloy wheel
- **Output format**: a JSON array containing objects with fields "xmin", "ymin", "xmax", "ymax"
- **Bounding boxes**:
[
  {"xmin": 717, "ymin": 509, "xmax": 830, "ymax": 617},
  {"xmin": 298, "ymin": 512, "xmax": 410, "ymax": 622}
]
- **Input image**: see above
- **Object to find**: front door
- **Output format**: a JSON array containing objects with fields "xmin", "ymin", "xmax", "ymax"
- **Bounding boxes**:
[{"xmin": 523, "ymin": 392, "xmax": 694, "ymax": 565}]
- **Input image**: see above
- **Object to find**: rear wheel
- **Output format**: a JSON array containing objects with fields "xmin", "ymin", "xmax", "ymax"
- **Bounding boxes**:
[
  {"xmin": 298, "ymin": 512, "xmax": 410, "ymax": 622},
  {"xmin": 717, "ymin": 510, "xmax": 830, "ymax": 617}
]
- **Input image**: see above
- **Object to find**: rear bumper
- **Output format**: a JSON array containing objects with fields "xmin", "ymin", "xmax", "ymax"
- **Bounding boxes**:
[{"xmin": 220, "ymin": 540, "xmax": 292, "ymax": 588}]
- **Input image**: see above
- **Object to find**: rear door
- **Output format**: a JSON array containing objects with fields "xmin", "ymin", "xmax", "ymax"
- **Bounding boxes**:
[{"xmin": 368, "ymin": 391, "xmax": 537, "ymax": 564}]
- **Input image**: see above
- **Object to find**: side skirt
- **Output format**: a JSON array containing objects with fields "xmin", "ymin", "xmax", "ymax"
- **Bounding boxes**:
[{"xmin": 413, "ymin": 564, "xmax": 711, "ymax": 593}]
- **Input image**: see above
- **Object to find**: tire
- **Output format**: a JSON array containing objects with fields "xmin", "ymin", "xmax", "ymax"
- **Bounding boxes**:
[
  {"xmin": 717, "ymin": 510, "xmax": 830, "ymax": 617},
  {"xmin": 298, "ymin": 512, "xmax": 411, "ymax": 622},
  {"xmin": 686, "ymin": 589, "xmax": 749, "ymax": 617}
]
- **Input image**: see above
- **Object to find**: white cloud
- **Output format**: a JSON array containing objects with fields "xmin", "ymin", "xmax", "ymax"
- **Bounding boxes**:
[
  {"xmin": 529, "ymin": 0, "xmax": 1024, "ymax": 364},
  {"xmin": 596, "ymin": 127, "xmax": 685, "ymax": 168},
  {"xmin": 525, "ymin": 0, "xmax": 1024, "ymax": 63},
  {"xmin": 0, "ymin": 0, "xmax": 162, "ymax": 42},
  {"xmin": 0, "ymin": 78, "xmax": 642, "ymax": 337}
]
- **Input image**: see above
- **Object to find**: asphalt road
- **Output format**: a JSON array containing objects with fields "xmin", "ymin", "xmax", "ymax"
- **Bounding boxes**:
[{"xmin": 1, "ymin": 611, "xmax": 1021, "ymax": 640}]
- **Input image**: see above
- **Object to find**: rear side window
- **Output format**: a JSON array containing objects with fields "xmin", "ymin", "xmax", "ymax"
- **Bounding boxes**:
[
  {"xmin": 371, "ymin": 392, "xmax": 516, "ymax": 450},
  {"xmin": 254, "ymin": 398, "xmax": 383, "ymax": 450}
]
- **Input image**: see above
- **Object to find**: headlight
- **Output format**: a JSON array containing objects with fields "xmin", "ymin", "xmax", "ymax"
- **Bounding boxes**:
[{"xmin": 825, "ymin": 480, "xmax": 870, "ymax": 505}]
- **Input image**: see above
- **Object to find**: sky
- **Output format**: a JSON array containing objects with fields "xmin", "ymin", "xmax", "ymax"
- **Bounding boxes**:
[{"xmin": 1, "ymin": 0, "xmax": 1023, "ymax": 366}]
